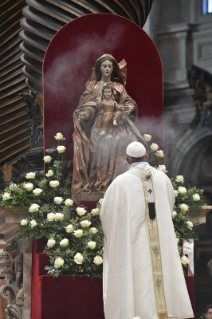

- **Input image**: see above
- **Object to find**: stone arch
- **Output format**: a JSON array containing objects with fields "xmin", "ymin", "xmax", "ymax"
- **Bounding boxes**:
[{"xmin": 168, "ymin": 127, "xmax": 212, "ymax": 204}]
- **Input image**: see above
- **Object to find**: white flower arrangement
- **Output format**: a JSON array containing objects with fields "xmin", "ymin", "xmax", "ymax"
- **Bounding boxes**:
[
  {"xmin": 178, "ymin": 187, "xmax": 187, "ymax": 194},
  {"xmin": 150, "ymin": 143, "xmax": 159, "ymax": 151},
  {"xmin": 43, "ymin": 155, "xmax": 52, "ymax": 163},
  {"xmin": 26, "ymin": 172, "xmax": 36, "ymax": 180},
  {"xmin": 64, "ymin": 199, "xmax": 73, "ymax": 206},
  {"xmin": 57, "ymin": 145, "xmax": 66, "ymax": 153},
  {"xmin": 65, "ymin": 224, "xmax": 74, "ymax": 233},
  {"xmin": 46, "ymin": 170, "xmax": 54, "ymax": 177},
  {"xmin": 181, "ymin": 255, "xmax": 189, "ymax": 266},
  {"xmin": 175, "ymin": 175, "xmax": 184, "ymax": 183},
  {"xmin": 49, "ymin": 181, "xmax": 59, "ymax": 188},
  {"xmin": 33, "ymin": 188, "xmax": 43, "ymax": 196},
  {"xmin": 30, "ymin": 220, "xmax": 37, "ymax": 228},
  {"xmin": 157, "ymin": 165, "xmax": 167, "ymax": 173},
  {"xmin": 74, "ymin": 230, "xmax": 83, "ymax": 238},
  {"xmin": 54, "ymin": 132, "xmax": 65, "ymax": 140},
  {"xmin": 60, "ymin": 238, "xmax": 69, "ymax": 247},
  {"xmin": 74, "ymin": 253, "xmax": 84, "ymax": 264},
  {"xmin": 93, "ymin": 256, "xmax": 103, "ymax": 266},
  {"xmin": 143, "ymin": 134, "xmax": 151, "ymax": 141},
  {"xmin": 193, "ymin": 194, "xmax": 200, "ymax": 201},
  {"xmin": 47, "ymin": 239, "xmax": 56, "ymax": 248},
  {"xmin": 24, "ymin": 183, "xmax": 34, "ymax": 191},
  {"xmin": 55, "ymin": 213, "xmax": 64, "ymax": 221},
  {"xmin": 80, "ymin": 220, "xmax": 91, "ymax": 228},
  {"xmin": 54, "ymin": 257, "xmax": 64, "ymax": 268},
  {"xmin": 2, "ymin": 192, "xmax": 11, "ymax": 201},
  {"xmin": 29, "ymin": 203, "xmax": 40, "ymax": 213},
  {"xmin": 54, "ymin": 197, "xmax": 63, "ymax": 205},
  {"xmin": 2, "ymin": 131, "xmax": 204, "ymax": 278},
  {"xmin": 155, "ymin": 150, "xmax": 164, "ymax": 158},
  {"xmin": 76, "ymin": 207, "xmax": 86, "ymax": 216},
  {"xmin": 47, "ymin": 213, "xmax": 56, "ymax": 221}
]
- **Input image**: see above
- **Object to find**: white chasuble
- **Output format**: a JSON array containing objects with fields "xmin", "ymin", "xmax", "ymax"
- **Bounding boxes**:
[{"xmin": 100, "ymin": 166, "xmax": 194, "ymax": 319}]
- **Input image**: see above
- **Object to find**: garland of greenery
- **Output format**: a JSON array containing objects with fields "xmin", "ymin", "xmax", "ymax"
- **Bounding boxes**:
[{"xmin": 0, "ymin": 132, "xmax": 205, "ymax": 276}]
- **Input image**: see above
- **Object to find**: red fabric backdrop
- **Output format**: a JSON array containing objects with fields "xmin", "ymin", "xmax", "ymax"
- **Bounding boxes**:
[{"xmin": 43, "ymin": 13, "xmax": 164, "ymax": 160}]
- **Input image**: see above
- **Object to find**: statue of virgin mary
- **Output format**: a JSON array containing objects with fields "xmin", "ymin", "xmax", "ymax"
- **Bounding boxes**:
[{"xmin": 72, "ymin": 54, "xmax": 147, "ymax": 199}]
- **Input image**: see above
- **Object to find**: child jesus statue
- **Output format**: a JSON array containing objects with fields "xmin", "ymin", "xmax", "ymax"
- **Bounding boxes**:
[{"xmin": 99, "ymin": 85, "xmax": 122, "ymax": 136}]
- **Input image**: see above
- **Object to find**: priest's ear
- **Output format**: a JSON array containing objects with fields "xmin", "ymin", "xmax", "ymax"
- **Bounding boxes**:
[
  {"xmin": 145, "ymin": 152, "xmax": 149, "ymax": 161},
  {"xmin": 125, "ymin": 156, "xmax": 130, "ymax": 164}
]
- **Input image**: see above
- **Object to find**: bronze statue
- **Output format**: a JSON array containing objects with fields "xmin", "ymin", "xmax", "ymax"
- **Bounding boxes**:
[{"xmin": 72, "ymin": 54, "xmax": 146, "ymax": 199}]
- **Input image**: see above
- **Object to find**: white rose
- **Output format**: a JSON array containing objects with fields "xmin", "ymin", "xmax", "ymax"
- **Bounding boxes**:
[
  {"xmin": 55, "ymin": 213, "xmax": 64, "ymax": 221},
  {"xmin": 93, "ymin": 256, "xmax": 103, "ymax": 266},
  {"xmin": 2, "ymin": 192, "xmax": 11, "ymax": 201},
  {"xmin": 26, "ymin": 172, "xmax": 35, "ymax": 180},
  {"xmin": 57, "ymin": 145, "xmax": 66, "ymax": 153},
  {"xmin": 181, "ymin": 255, "xmax": 189, "ymax": 266},
  {"xmin": 54, "ymin": 197, "xmax": 63, "ymax": 204},
  {"xmin": 21, "ymin": 219, "xmax": 28, "ymax": 226},
  {"xmin": 157, "ymin": 165, "xmax": 167, "ymax": 173},
  {"xmin": 89, "ymin": 227, "xmax": 98, "ymax": 234},
  {"xmin": 46, "ymin": 170, "xmax": 54, "ymax": 177},
  {"xmin": 143, "ymin": 134, "xmax": 151, "ymax": 141},
  {"xmin": 54, "ymin": 132, "xmax": 65, "ymax": 140},
  {"xmin": 47, "ymin": 239, "xmax": 56, "ymax": 248},
  {"xmin": 150, "ymin": 143, "xmax": 159, "ymax": 151},
  {"xmin": 74, "ymin": 230, "xmax": 83, "ymax": 238},
  {"xmin": 175, "ymin": 175, "xmax": 184, "ymax": 183},
  {"xmin": 64, "ymin": 198, "xmax": 73, "ymax": 206},
  {"xmin": 179, "ymin": 204, "xmax": 189, "ymax": 212},
  {"xmin": 49, "ymin": 180, "xmax": 59, "ymax": 188},
  {"xmin": 193, "ymin": 194, "xmax": 200, "ymax": 201},
  {"xmin": 174, "ymin": 190, "xmax": 178, "ymax": 197},
  {"xmin": 91, "ymin": 208, "xmax": 100, "ymax": 216},
  {"xmin": 176, "ymin": 238, "xmax": 180, "ymax": 244},
  {"xmin": 178, "ymin": 186, "xmax": 187, "ymax": 194},
  {"xmin": 74, "ymin": 253, "xmax": 84, "ymax": 264},
  {"xmin": 60, "ymin": 238, "xmax": 69, "ymax": 247},
  {"xmin": 133, "ymin": 317, "xmax": 141, "ymax": 319},
  {"xmin": 43, "ymin": 155, "xmax": 52, "ymax": 163},
  {"xmin": 9, "ymin": 183, "xmax": 17, "ymax": 191},
  {"xmin": 54, "ymin": 257, "xmax": 64, "ymax": 268},
  {"xmin": 33, "ymin": 188, "xmax": 43, "ymax": 196},
  {"xmin": 87, "ymin": 241, "xmax": 96, "ymax": 249},
  {"xmin": 65, "ymin": 224, "xmax": 74, "ymax": 233},
  {"xmin": 47, "ymin": 213, "xmax": 56, "ymax": 221},
  {"xmin": 98, "ymin": 198, "xmax": 104, "ymax": 205},
  {"xmin": 80, "ymin": 220, "xmax": 91, "ymax": 228},
  {"xmin": 186, "ymin": 221, "xmax": 193, "ymax": 229},
  {"xmin": 155, "ymin": 150, "xmax": 164, "ymax": 158},
  {"xmin": 24, "ymin": 183, "xmax": 34, "ymax": 192},
  {"xmin": 29, "ymin": 203, "xmax": 40, "ymax": 213},
  {"xmin": 76, "ymin": 207, "xmax": 86, "ymax": 216},
  {"xmin": 172, "ymin": 211, "xmax": 177, "ymax": 219},
  {"xmin": 30, "ymin": 220, "xmax": 37, "ymax": 228}
]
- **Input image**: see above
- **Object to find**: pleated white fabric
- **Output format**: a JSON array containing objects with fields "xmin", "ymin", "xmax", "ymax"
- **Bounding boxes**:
[{"xmin": 100, "ymin": 167, "xmax": 194, "ymax": 319}]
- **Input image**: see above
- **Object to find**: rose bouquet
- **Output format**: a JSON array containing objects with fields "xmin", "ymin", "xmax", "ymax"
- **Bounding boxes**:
[{"xmin": 0, "ymin": 132, "xmax": 206, "ymax": 274}]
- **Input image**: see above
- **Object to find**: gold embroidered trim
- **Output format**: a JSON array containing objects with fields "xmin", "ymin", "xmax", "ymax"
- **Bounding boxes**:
[{"xmin": 142, "ymin": 178, "xmax": 168, "ymax": 318}]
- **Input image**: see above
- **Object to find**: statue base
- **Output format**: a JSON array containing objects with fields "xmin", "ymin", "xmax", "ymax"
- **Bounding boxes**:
[{"xmin": 72, "ymin": 192, "xmax": 105, "ymax": 202}]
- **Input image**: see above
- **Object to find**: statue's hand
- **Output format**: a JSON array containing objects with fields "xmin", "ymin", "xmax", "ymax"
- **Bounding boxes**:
[
  {"xmin": 124, "ymin": 104, "xmax": 136, "ymax": 114},
  {"xmin": 78, "ymin": 110, "xmax": 90, "ymax": 120}
]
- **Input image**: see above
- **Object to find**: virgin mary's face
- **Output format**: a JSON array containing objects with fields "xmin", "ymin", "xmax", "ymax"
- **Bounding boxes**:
[{"xmin": 100, "ymin": 60, "xmax": 113, "ymax": 78}]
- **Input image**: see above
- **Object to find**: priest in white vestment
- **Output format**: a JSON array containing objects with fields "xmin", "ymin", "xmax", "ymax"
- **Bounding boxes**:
[{"xmin": 100, "ymin": 142, "xmax": 194, "ymax": 319}]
